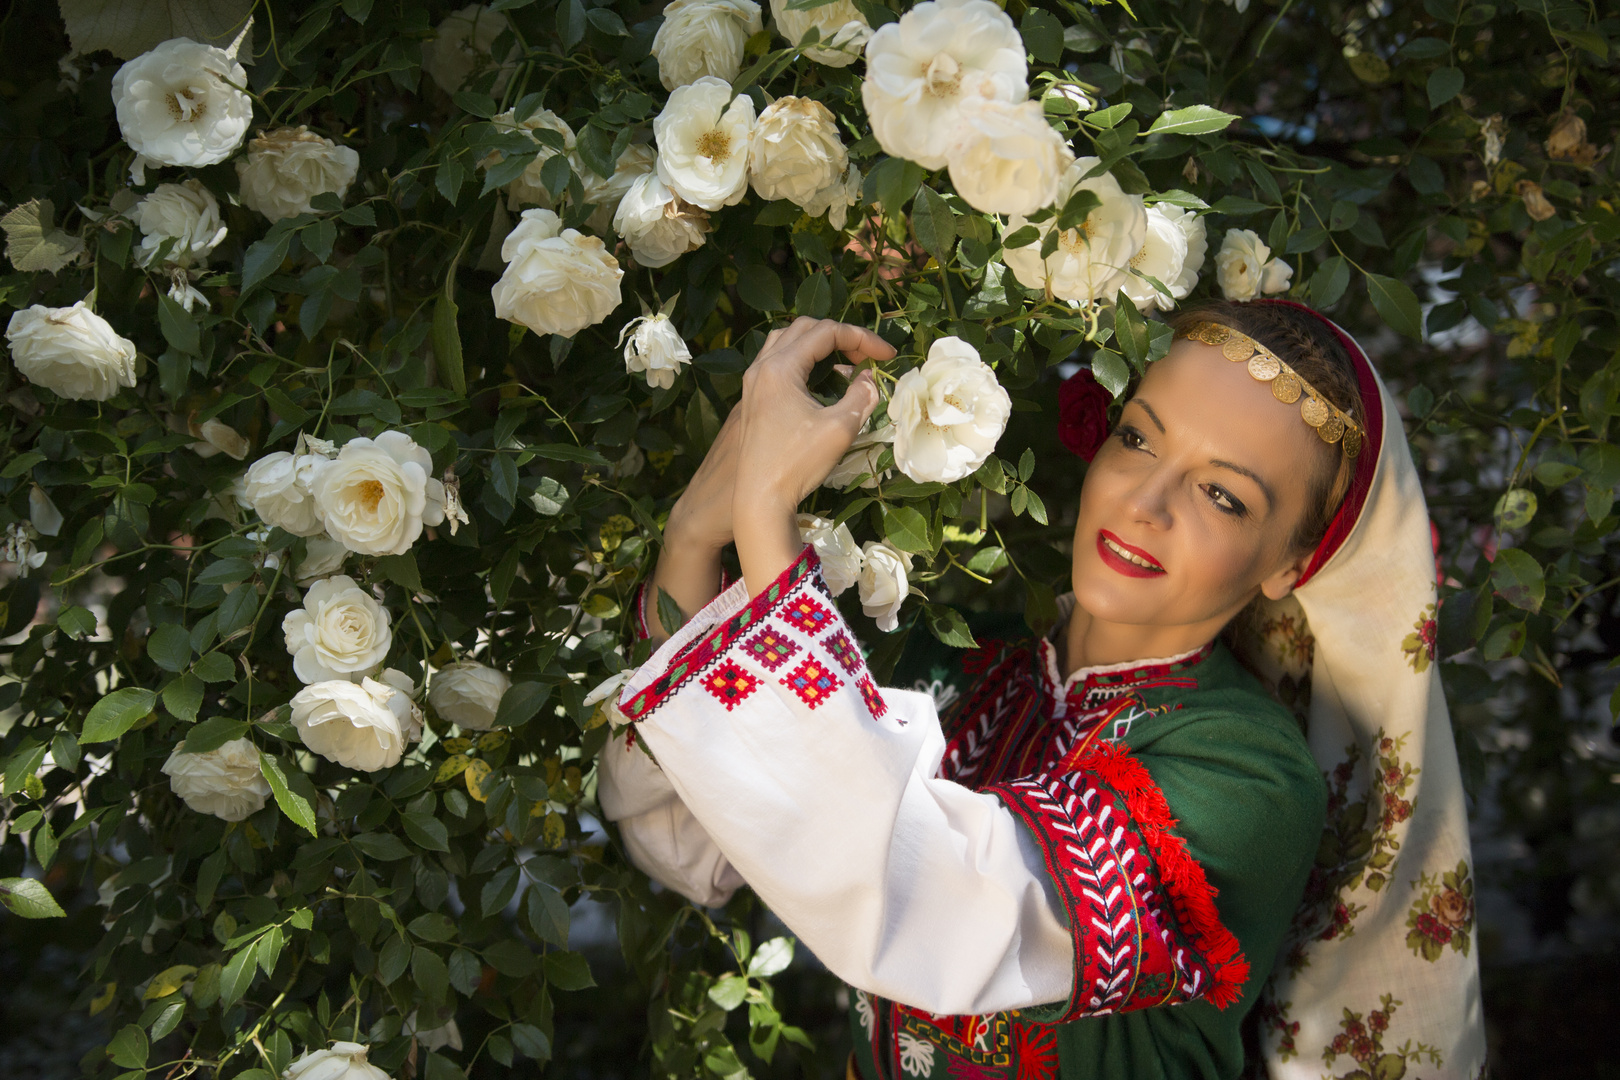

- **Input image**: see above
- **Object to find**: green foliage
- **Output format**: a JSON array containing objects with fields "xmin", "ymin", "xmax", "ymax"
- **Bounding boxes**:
[{"xmin": 0, "ymin": 0, "xmax": 1617, "ymax": 1077}]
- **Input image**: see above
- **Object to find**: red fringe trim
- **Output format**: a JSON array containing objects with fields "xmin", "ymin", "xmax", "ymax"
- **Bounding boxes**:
[{"xmin": 1075, "ymin": 742, "xmax": 1252, "ymax": 1010}]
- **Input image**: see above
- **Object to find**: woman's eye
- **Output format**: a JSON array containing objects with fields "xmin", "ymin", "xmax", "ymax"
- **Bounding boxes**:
[
  {"xmin": 1117, "ymin": 426, "xmax": 1148, "ymax": 451},
  {"xmin": 1205, "ymin": 485, "xmax": 1247, "ymax": 517}
]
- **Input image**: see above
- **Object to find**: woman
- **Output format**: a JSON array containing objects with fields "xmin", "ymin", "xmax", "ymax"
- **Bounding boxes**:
[{"xmin": 598, "ymin": 301, "xmax": 1485, "ymax": 1079}]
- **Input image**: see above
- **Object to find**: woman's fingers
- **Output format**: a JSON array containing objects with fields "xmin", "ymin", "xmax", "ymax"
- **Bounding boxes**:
[
  {"xmin": 831, "ymin": 370, "xmax": 880, "ymax": 439},
  {"xmin": 764, "ymin": 318, "xmax": 895, "ymax": 377}
]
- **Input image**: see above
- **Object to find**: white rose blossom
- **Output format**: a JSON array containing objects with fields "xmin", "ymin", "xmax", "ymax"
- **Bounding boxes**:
[
  {"xmin": 290, "ymin": 678, "xmax": 415, "ymax": 773},
  {"xmin": 5, "ymin": 302, "xmax": 137, "ymax": 402},
  {"xmin": 797, "ymin": 514, "xmax": 862, "ymax": 597},
  {"xmin": 29, "ymin": 486, "xmax": 64, "ymax": 537},
  {"xmin": 310, "ymin": 431, "xmax": 447, "ymax": 556},
  {"xmin": 187, "ymin": 417, "xmax": 251, "ymax": 461},
  {"xmin": 748, "ymin": 96, "xmax": 849, "ymax": 209},
  {"xmin": 858, "ymin": 540, "xmax": 913, "ymax": 632},
  {"xmin": 376, "ymin": 667, "xmax": 425, "ymax": 744},
  {"xmin": 945, "ymin": 97, "xmax": 1073, "ymax": 217},
  {"xmin": 618, "ymin": 312, "xmax": 692, "ymax": 390},
  {"xmin": 284, "ymin": 1042, "xmax": 392, "ymax": 1080},
  {"xmin": 770, "ymin": 0, "xmax": 871, "ymax": 66},
  {"xmin": 575, "ymin": 142, "xmax": 657, "ymax": 233},
  {"xmin": 860, "ymin": 0, "xmax": 1028, "ymax": 169},
  {"xmin": 161, "ymin": 737, "xmax": 272, "ymax": 822},
  {"xmin": 823, "ymin": 422, "xmax": 893, "ymax": 490},
  {"xmin": 403, "ymin": 1014, "xmax": 463, "ymax": 1053},
  {"xmin": 889, "ymin": 336, "xmax": 1011, "ymax": 484},
  {"xmin": 801, "ymin": 163, "xmax": 862, "ymax": 230},
  {"xmin": 493, "ymin": 208, "xmax": 624, "ymax": 337},
  {"xmin": 132, "ymin": 180, "xmax": 226, "ymax": 269},
  {"xmin": 2, "ymin": 523, "xmax": 47, "ymax": 578},
  {"xmin": 654, "ymin": 77, "xmax": 757, "ymax": 211},
  {"xmin": 1001, "ymin": 157, "xmax": 1147, "ymax": 305},
  {"xmin": 242, "ymin": 451, "xmax": 327, "ymax": 537},
  {"xmin": 427, "ymin": 660, "xmax": 512, "ymax": 731},
  {"xmin": 423, "ymin": 5, "xmax": 518, "ymax": 96},
  {"xmin": 1216, "ymin": 228, "xmax": 1292, "ymax": 301},
  {"xmin": 1121, "ymin": 204, "xmax": 1207, "ymax": 312},
  {"xmin": 235, "ymin": 127, "xmax": 361, "ymax": 222},
  {"xmin": 295, "ymin": 535, "xmax": 349, "ymax": 584},
  {"xmin": 111, "ymin": 37, "xmax": 253, "ymax": 175},
  {"xmin": 652, "ymin": 0, "xmax": 764, "ymax": 90},
  {"xmin": 612, "ymin": 172, "xmax": 712, "ymax": 268},
  {"xmin": 282, "ymin": 574, "xmax": 394, "ymax": 685},
  {"xmin": 482, "ymin": 108, "xmax": 576, "ymax": 210}
]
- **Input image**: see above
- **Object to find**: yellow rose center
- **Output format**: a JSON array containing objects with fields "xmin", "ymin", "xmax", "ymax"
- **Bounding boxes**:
[
  {"xmin": 166, "ymin": 88, "xmax": 207, "ymax": 123},
  {"xmin": 696, "ymin": 129, "xmax": 732, "ymax": 164},
  {"xmin": 924, "ymin": 54, "xmax": 962, "ymax": 99},
  {"xmin": 357, "ymin": 479, "xmax": 387, "ymax": 514}
]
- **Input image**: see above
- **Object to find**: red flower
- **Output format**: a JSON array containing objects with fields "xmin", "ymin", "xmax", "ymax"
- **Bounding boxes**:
[
  {"xmin": 1352, "ymin": 1036, "xmax": 1375, "ymax": 1061},
  {"xmin": 1058, "ymin": 368, "xmax": 1113, "ymax": 462},
  {"xmin": 1415, "ymin": 912, "xmax": 1453, "ymax": 945},
  {"xmin": 1369, "ymin": 1010, "xmax": 1389, "ymax": 1033},
  {"xmin": 1013, "ymin": 1022, "xmax": 1060, "ymax": 1080},
  {"xmin": 1384, "ymin": 766, "xmax": 1403, "ymax": 788},
  {"xmin": 1331, "ymin": 1034, "xmax": 1351, "ymax": 1054},
  {"xmin": 1345, "ymin": 1018, "xmax": 1366, "ymax": 1039}
]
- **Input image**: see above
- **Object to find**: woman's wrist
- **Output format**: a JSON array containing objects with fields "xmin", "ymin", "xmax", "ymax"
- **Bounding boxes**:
[
  {"xmin": 733, "ymin": 495, "xmax": 803, "ymax": 598},
  {"xmin": 647, "ymin": 526, "xmax": 727, "ymax": 644}
]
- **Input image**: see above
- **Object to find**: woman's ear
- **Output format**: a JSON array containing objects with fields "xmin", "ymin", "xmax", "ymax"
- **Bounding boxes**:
[{"xmin": 1259, "ymin": 550, "xmax": 1310, "ymax": 601}]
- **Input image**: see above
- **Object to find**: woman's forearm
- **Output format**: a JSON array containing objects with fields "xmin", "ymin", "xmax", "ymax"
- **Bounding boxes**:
[
  {"xmin": 734, "ymin": 497, "xmax": 803, "ymax": 599},
  {"xmin": 645, "ymin": 523, "xmax": 726, "ymax": 647}
]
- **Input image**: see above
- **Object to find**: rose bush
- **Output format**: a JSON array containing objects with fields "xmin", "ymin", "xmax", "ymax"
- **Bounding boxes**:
[{"xmin": 1, "ymin": 0, "xmax": 1617, "ymax": 1077}]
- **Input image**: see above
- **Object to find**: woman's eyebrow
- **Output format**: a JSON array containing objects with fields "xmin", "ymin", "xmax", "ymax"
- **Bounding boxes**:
[
  {"xmin": 1210, "ymin": 459, "xmax": 1276, "ymax": 512},
  {"xmin": 1127, "ymin": 398, "xmax": 1165, "ymax": 433}
]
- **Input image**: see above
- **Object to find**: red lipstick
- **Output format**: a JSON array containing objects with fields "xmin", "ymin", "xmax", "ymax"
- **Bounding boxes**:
[{"xmin": 1096, "ymin": 529, "xmax": 1165, "ymax": 578}]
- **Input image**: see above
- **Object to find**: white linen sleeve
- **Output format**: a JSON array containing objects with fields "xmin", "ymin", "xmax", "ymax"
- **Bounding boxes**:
[{"xmin": 607, "ymin": 548, "xmax": 1073, "ymax": 1016}]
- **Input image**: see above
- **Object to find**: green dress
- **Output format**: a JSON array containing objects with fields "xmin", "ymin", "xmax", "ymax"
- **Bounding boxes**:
[{"xmin": 848, "ymin": 611, "xmax": 1327, "ymax": 1080}]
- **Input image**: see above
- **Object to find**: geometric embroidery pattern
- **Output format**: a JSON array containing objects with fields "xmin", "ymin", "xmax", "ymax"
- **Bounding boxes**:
[
  {"xmin": 824, "ymin": 630, "xmax": 863, "ymax": 676},
  {"xmin": 780, "ymin": 594, "xmax": 833, "ymax": 636},
  {"xmin": 781, "ymin": 656, "xmax": 841, "ymax": 710},
  {"xmin": 701, "ymin": 661, "xmax": 759, "ymax": 711},
  {"xmin": 741, "ymin": 626, "xmax": 800, "ymax": 672},
  {"xmin": 857, "ymin": 675, "xmax": 887, "ymax": 721}
]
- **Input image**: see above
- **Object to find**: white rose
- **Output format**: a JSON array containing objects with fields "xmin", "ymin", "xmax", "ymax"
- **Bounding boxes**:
[
  {"xmin": 945, "ymin": 97, "xmax": 1073, "ymax": 217},
  {"xmin": 797, "ymin": 514, "xmax": 862, "ymax": 597},
  {"xmin": 492, "ymin": 208, "xmax": 624, "ymax": 338},
  {"xmin": 2, "ymin": 523, "xmax": 46, "ymax": 577},
  {"xmin": 5, "ymin": 302, "xmax": 137, "ymax": 402},
  {"xmin": 112, "ymin": 38, "xmax": 252, "ymax": 170},
  {"xmin": 1167, "ymin": 204, "xmax": 1208, "ymax": 296},
  {"xmin": 1001, "ymin": 157, "xmax": 1147, "ymax": 305},
  {"xmin": 376, "ymin": 667, "xmax": 425, "ymax": 744},
  {"xmin": 889, "ymin": 336, "xmax": 1010, "ymax": 484},
  {"xmin": 423, "ymin": 5, "xmax": 519, "ymax": 96},
  {"xmin": 860, "ymin": 0, "xmax": 1027, "ymax": 169},
  {"xmin": 427, "ymin": 660, "xmax": 512, "ymax": 731},
  {"xmin": 612, "ymin": 172, "xmax": 712, "ymax": 268},
  {"xmin": 403, "ymin": 1014, "xmax": 463, "ymax": 1053},
  {"xmin": 235, "ymin": 127, "xmax": 361, "ymax": 222},
  {"xmin": 654, "ymin": 77, "xmax": 756, "ymax": 211},
  {"xmin": 310, "ymin": 432, "xmax": 447, "ymax": 556},
  {"xmin": 858, "ymin": 541, "xmax": 913, "ymax": 632},
  {"xmin": 295, "ymin": 535, "xmax": 349, "ymax": 584},
  {"xmin": 823, "ymin": 422, "xmax": 893, "ymax": 490},
  {"xmin": 748, "ymin": 96, "xmax": 849, "ymax": 209},
  {"xmin": 618, "ymin": 312, "xmax": 692, "ymax": 390},
  {"xmin": 1261, "ymin": 255, "xmax": 1294, "ymax": 294},
  {"xmin": 801, "ymin": 163, "xmax": 862, "ymax": 230},
  {"xmin": 284, "ymin": 1042, "xmax": 392, "ymax": 1080},
  {"xmin": 132, "ymin": 180, "xmax": 227, "ymax": 268},
  {"xmin": 289, "ymin": 678, "xmax": 413, "ymax": 773},
  {"xmin": 282, "ymin": 574, "xmax": 393, "ymax": 685},
  {"xmin": 482, "ymin": 108, "xmax": 576, "ymax": 210},
  {"xmin": 1216, "ymin": 228, "xmax": 1280, "ymax": 302},
  {"xmin": 243, "ymin": 452, "xmax": 327, "ymax": 537},
  {"xmin": 161, "ymin": 737, "xmax": 271, "ymax": 823},
  {"xmin": 652, "ymin": 0, "xmax": 764, "ymax": 90},
  {"xmin": 29, "ymin": 486, "xmax": 63, "ymax": 537},
  {"xmin": 575, "ymin": 142, "xmax": 657, "ymax": 233},
  {"xmin": 188, "ymin": 417, "xmax": 251, "ymax": 461},
  {"xmin": 770, "ymin": 0, "xmax": 871, "ymax": 66},
  {"xmin": 1122, "ymin": 204, "xmax": 1201, "ymax": 312}
]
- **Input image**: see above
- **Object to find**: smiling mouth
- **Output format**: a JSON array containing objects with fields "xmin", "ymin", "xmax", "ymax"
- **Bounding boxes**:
[{"xmin": 1097, "ymin": 530, "xmax": 1165, "ymax": 576}]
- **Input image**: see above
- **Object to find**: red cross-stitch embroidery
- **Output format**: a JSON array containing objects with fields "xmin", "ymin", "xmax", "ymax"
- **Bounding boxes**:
[
  {"xmin": 857, "ymin": 675, "xmax": 888, "ymax": 720},
  {"xmin": 702, "ymin": 662, "xmax": 759, "ymax": 711},
  {"xmin": 741, "ymin": 627, "xmax": 799, "ymax": 672},
  {"xmin": 823, "ymin": 630, "xmax": 863, "ymax": 675},
  {"xmin": 782, "ymin": 657, "xmax": 841, "ymax": 709},
  {"xmin": 780, "ymin": 595, "xmax": 833, "ymax": 636}
]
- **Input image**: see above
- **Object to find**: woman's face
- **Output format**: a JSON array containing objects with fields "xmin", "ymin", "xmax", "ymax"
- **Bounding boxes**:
[{"xmin": 1070, "ymin": 337, "xmax": 1329, "ymax": 636}]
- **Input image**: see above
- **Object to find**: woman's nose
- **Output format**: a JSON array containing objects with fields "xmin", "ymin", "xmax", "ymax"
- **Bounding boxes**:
[{"xmin": 1124, "ymin": 470, "xmax": 1174, "ymax": 530}]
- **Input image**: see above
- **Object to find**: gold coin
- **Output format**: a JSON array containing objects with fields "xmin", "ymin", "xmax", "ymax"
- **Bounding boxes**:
[
  {"xmin": 1318, "ymin": 413, "xmax": 1345, "ymax": 443},
  {"xmin": 1199, "ymin": 323, "xmax": 1230, "ymax": 344},
  {"xmin": 1247, "ymin": 353, "xmax": 1282, "ymax": 381},
  {"xmin": 1343, "ymin": 427, "xmax": 1364, "ymax": 458},
  {"xmin": 1222, "ymin": 337, "xmax": 1254, "ymax": 362},
  {"xmin": 1271, "ymin": 371, "xmax": 1302, "ymax": 403},
  {"xmin": 1301, "ymin": 395, "xmax": 1330, "ymax": 427}
]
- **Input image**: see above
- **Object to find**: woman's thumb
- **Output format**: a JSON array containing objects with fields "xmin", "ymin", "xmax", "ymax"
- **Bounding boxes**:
[{"xmin": 833, "ymin": 369, "xmax": 879, "ymax": 435}]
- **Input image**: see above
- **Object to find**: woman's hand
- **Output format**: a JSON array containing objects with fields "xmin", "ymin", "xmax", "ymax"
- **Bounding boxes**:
[{"xmin": 730, "ymin": 318, "xmax": 895, "ymax": 594}]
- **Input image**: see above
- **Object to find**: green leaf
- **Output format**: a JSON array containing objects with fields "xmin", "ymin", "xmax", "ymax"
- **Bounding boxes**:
[
  {"xmin": 1146, "ymin": 105, "xmax": 1241, "ymax": 136},
  {"xmin": 912, "ymin": 185, "xmax": 955, "ymax": 263},
  {"xmin": 1090, "ymin": 349, "xmax": 1130, "ymax": 397},
  {"xmin": 735, "ymin": 263, "xmax": 785, "ymax": 312},
  {"xmin": 492, "ymin": 681, "xmax": 548, "ymax": 727},
  {"xmin": 925, "ymin": 605, "xmax": 977, "ymax": 648},
  {"xmin": 1086, "ymin": 103, "xmax": 1134, "ymax": 130},
  {"xmin": 449, "ymin": 948, "xmax": 482, "ymax": 995},
  {"xmin": 351, "ymin": 832, "xmax": 412, "ymax": 861},
  {"xmin": 1426, "ymin": 66, "xmax": 1464, "ymax": 108},
  {"xmin": 403, "ymin": 811, "xmax": 450, "ymax": 852},
  {"xmin": 794, "ymin": 271, "xmax": 832, "ymax": 318},
  {"xmin": 181, "ymin": 717, "xmax": 248, "ymax": 755},
  {"xmin": 525, "ymin": 882, "xmax": 570, "ymax": 947},
  {"xmin": 433, "ymin": 293, "xmax": 466, "ymax": 394},
  {"xmin": 881, "ymin": 506, "xmax": 931, "ymax": 553},
  {"xmin": 1310, "ymin": 256, "xmax": 1351, "ymax": 307},
  {"xmin": 1055, "ymin": 188, "xmax": 1103, "ymax": 234},
  {"xmin": 866, "ymin": 156, "xmax": 924, "ymax": 214},
  {"xmin": 377, "ymin": 934, "xmax": 411, "ymax": 984},
  {"xmin": 196, "ymin": 557, "xmax": 256, "ymax": 585},
  {"xmin": 375, "ymin": 552, "xmax": 422, "ymax": 592},
  {"xmin": 1019, "ymin": 7, "xmax": 1064, "ymax": 64},
  {"xmin": 218, "ymin": 941, "xmax": 259, "ymax": 1008},
  {"xmin": 162, "ymin": 672, "xmax": 205, "ymax": 722},
  {"xmin": 1491, "ymin": 548, "xmax": 1545, "ymax": 613},
  {"xmin": 1364, "ymin": 273, "xmax": 1423, "ymax": 339},
  {"xmin": 147, "ymin": 622, "xmax": 193, "ymax": 673},
  {"xmin": 543, "ymin": 950, "xmax": 595, "ymax": 989},
  {"xmin": 0, "ymin": 876, "xmax": 65, "ymax": 918},
  {"xmin": 1114, "ymin": 294, "xmax": 1150, "ymax": 371},
  {"xmin": 107, "ymin": 1024, "xmax": 148, "ymax": 1069},
  {"xmin": 241, "ymin": 233, "xmax": 292, "ymax": 295},
  {"xmin": 0, "ymin": 198, "xmax": 85, "ymax": 273},
  {"xmin": 413, "ymin": 945, "xmax": 451, "ymax": 1004},
  {"xmin": 484, "ymin": 939, "xmax": 539, "ymax": 977},
  {"xmin": 557, "ymin": 0, "xmax": 586, "ymax": 48},
  {"xmin": 193, "ymin": 652, "xmax": 237, "ymax": 683},
  {"xmin": 1494, "ymin": 488, "xmax": 1537, "ymax": 530},
  {"xmin": 258, "ymin": 751, "xmax": 318, "ymax": 837},
  {"xmin": 511, "ymin": 1023, "xmax": 551, "ymax": 1062},
  {"xmin": 81, "ymin": 687, "xmax": 157, "ymax": 744},
  {"xmin": 748, "ymin": 936, "xmax": 794, "ymax": 977},
  {"xmin": 708, "ymin": 973, "xmax": 749, "ymax": 1010},
  {"xmin": 157, "ymin": 291, "xmax": 200, "ymax": 355}
]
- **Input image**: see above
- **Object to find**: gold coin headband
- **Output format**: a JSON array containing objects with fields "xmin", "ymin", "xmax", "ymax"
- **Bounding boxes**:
[{"xmin": 1178, "ymin": 321, "xmax": 1365, "ymax": 458}]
